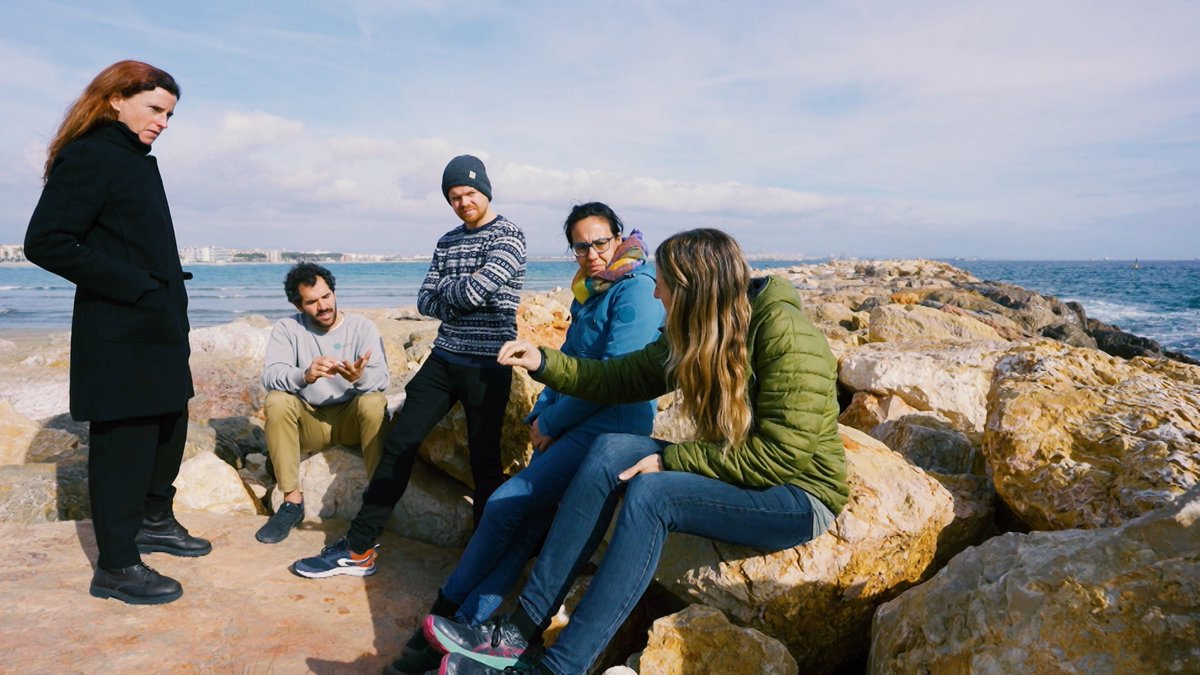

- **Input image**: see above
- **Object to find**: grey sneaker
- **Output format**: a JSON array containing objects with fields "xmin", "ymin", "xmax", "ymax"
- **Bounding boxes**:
[{"xmin": 255, "ymin": 500, "xmax": 304, "ymax": 543}]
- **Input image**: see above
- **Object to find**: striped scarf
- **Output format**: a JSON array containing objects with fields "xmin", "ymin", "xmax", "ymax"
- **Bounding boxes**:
[{"xmin": 571, "ymin": 229, "xmax": 648, "ymax": 304}]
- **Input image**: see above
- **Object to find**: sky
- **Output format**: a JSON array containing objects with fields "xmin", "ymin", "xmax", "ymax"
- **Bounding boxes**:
[{"xmin": 1, "ymin": 1, "xmax": 1198, "ymax": 259}]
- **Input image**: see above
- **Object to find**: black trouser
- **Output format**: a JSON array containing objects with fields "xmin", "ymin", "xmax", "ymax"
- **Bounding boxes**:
[
  {"xmin": 88, "ymin": 410, "xmax": 188, "ymax": 569},
  {"xmin": 347, "ymin": 353, "xmax": 512, "ymax": 553}
]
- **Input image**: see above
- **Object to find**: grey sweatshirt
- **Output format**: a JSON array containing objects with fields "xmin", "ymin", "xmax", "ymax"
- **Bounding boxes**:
[{"xmin": 261, "ymin": 312, "xmax": 389, "ymax": 407}]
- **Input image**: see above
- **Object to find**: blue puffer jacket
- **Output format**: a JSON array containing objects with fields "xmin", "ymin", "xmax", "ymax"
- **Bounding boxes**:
[{"xmin": 526, "ymin": 267, "xmax": 665, "ymax": 439}]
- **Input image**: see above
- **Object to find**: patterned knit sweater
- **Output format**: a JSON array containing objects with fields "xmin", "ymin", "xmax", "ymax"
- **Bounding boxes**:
[{"xmin": 417, "ymin": 215, "xmax": 526, "ymax": 357}]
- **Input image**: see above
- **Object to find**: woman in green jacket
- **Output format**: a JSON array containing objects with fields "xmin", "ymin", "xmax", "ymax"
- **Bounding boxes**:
[{"xmin": 424, "ymin": 228, "xmax": 849, "ymax": 675}]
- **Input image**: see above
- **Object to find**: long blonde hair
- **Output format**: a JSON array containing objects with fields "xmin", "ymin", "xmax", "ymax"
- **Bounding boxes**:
[
  {"xmin": 655, "ymin": 228, "xmax": 753, "ymax": 445},
  {"xmin": 44, "ymin": 60, "xmax": 180, "ymax": 181}
]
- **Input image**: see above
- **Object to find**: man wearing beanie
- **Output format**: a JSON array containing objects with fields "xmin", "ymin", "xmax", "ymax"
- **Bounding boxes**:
[{"xmin": 291, "ymin": 155, "xmax": 526, "ymax": 580}]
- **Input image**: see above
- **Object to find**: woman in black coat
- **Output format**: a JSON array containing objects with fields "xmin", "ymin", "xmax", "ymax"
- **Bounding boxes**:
[{"xmin": 24, "ymin": 60, "xmax": 210, "ymax": 605}]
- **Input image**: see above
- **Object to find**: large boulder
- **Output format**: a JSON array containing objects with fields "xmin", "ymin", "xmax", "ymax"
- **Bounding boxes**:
[
  {"xmin": 867, "ymin": 304, "xmax": 1004, "ymax": 344},
  {"xmin": 839, "ymin": 340, "xmax": 1009, "ymax": 436},
  {"xmin": 651, "ymin": 427, "xmax": 978, "ymax": 674},
  {"xmin": 837, "ymin": 391, "xmax": 920, "ymax": 434},
  {"xmin": 264, "ymin": 448, "xmax": 474, "ymax": 548},
  {"xmin": 869, "ymin": 484, "xmax": 1200, "ymax": 674},
  {"xmin": 0, "ymin": 459, "xmax": 89, "ymax": 523},
  {"xmin": 174, "ymin": 451, "xmax": 261, "ymax": 516},
  {"xmin": 0, "ymin": 400, "xmax": 82, "ymax": 465},
  {"xmin": 871, "ymin": 413, "xmax": 978, "ymax": 475},
  {"xmin": 984, "ymin": 340, "xmax": 1200, "ymax": 530},
  {"xmin": 637, "ymin": 605, "xmax": 798, "ymax": 675},
  {"xmin": 416, "ymin": 368, "xmax": 543, "ymax": 486}
]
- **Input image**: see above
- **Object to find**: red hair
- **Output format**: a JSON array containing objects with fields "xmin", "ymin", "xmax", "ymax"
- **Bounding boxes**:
[{"xmin": 44, "ymin": 60, "xmax": 180, "ymax": 181}]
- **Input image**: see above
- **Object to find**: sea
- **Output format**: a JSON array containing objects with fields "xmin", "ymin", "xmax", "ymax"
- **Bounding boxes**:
[{"xmin": 1, "ymin": 259, "xmax": 1197, "ymax": 361}]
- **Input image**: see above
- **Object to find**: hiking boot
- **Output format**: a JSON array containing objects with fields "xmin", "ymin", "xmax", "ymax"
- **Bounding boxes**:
[
  {"xmin": 90, "ymin": 563, "xmax": 183, "ymax": 605},
  {"xmin": 425, "ymin": 615, "xmax": 528, "ymax": 670},
  {"xmin": 136, "ymin": 514, "xmax": 212, "ymax": 557},
  {"xmin": 255, "ymin": 500, "xmax": 305, "ymax": 544},
  {"xmin": 436, "ymin": 653, "xmax": 548, "ymax": 674},
  {"xmin": 291, "ymin": 538, "xmax": 378, "ymax": 578}
]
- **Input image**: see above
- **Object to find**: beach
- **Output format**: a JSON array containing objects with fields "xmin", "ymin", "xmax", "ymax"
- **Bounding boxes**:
[{"xmin": 1, "ymin": 259, "xmax": 1197, "ymax": 673}]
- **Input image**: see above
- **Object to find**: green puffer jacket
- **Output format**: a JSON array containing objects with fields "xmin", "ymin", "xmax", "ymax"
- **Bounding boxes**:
[{"xmin": 534, "ymin": 275, "xmax": 849, "ymax": 515}]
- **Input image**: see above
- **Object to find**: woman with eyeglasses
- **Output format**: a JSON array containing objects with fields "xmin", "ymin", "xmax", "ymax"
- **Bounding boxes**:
[
  {"xmin": 386, "ymin": 202, "xmax": 665, "ymax": 674},
  {"xmin": 423, "ymin": 228, "xmax": 848, "ymax": 675}
]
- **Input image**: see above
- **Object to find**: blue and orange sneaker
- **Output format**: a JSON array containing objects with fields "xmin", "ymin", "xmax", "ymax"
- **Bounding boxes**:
[
  {"xmin": 290, "ymin": 538, "xmax": 377, "ymax": 578},
  {"xmin": 425, "ymin": 615, "xmax": 528, "ymax": 670}
]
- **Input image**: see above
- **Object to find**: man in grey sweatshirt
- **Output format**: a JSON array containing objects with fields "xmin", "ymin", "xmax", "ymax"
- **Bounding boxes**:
[{"xmin": 255, "ymin": 262, "xmax": 390, "ymax": 544}]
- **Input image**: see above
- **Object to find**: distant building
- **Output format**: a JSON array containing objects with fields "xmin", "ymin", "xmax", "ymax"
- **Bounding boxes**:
[{"xmin": 0, "ymin": 244, "xmax": 26, "ymax": 263}]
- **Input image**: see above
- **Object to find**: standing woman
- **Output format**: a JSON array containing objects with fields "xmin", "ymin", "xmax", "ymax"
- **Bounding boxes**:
[
  {"xmin": 425, "ymin": 228, "xmax": 849, "ymax": 674},
  {"xmin": 24, "ymin": 60, "xmax": 209, "ymax": 606}
]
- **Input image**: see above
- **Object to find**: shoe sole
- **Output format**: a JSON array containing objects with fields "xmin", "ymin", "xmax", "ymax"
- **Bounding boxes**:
[
  {"xmin": 90, "ymin": 584, "xmax": 183, "ymax": 605},
  {"xmin": 424, "ymin": 616, "xmax": 521, "ymax": 670},
  {"xmin": 137, "ymin": 543, "xmax": 212, "ymax": 557},
  {"xmin": 289, "ymin": 563, "xmax": 376, "ymax": 579}
]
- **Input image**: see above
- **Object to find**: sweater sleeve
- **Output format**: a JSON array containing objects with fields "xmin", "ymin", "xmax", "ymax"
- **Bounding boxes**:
[
  {"xmin": 24, "ymin": 144, "xmax": 159, "ymax": 304},
  {"xmin": 437, "ymin": 226, "xmax": 526, "ymax": 313},
  {"xmin": 261, "ymin": 320, "xmax": 308, "ymax": 392},
  {"xmin": 351, "ymin": 317, "xmax": 389, "ymax": 393},
  {"xmin": 417, "ymin": 248, "xmax": 461, "ymax": 321},
  {"xmin": 661, "ymin": 305, "xmax": 837, "ymax": 489},
  {"xmin": 535, "ymin": 333, "xmax": 672, "ymax": 406},
  {"xmin": 536, "ymin": 276, "xmax": 665, "ymax": 437}
]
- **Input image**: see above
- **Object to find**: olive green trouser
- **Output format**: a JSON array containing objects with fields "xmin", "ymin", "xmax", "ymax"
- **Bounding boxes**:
[{"xmin": 263, "ymin": 390, "xmax": 390, "ymax": 493}]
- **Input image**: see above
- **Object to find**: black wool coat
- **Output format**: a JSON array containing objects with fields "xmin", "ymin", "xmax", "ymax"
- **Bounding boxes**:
[{"xmin": 24, "ymin": 122, "xmax": 194, "ymax": 422}]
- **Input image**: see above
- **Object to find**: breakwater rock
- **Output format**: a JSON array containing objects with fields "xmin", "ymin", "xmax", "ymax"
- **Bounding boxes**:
[{"xmin": 1, "ymin": 261, "xmax": 1197, "ymax": 673}]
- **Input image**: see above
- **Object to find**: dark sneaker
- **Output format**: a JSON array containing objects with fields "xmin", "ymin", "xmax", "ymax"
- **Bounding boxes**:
[
  {"xmin": 425, "ymin": 615, "xmax": 527, "ymax": 670},
  {"xmin": 384, "ymin": 645, "xmax": 442, "ymax": 674},
  {"xmin": 90, "ymin": 563, "xmax": 183, "ymax": 605},
  {"xmin": 255, "ymin": 500, "xmax": 305, "ymax": 544},
  {"xmin": 291, "ymin": 538, "xmax": 378, "ymax": 578},
  {"xmin": 437, "ymin": 653, "xmax": 547, "ymax": 674},
  {"xmin": 136, "ymin": 515, "xmax": 212, "ymax": 557}
]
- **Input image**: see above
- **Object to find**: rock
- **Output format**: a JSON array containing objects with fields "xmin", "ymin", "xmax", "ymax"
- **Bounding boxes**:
[
  {"xmin": 188, "ymin": 319, "xmax": 271, "ymax": 361},
  {"xmin": 265, "ymin": 448, "xmax": 474, "ymax": 549},
  {"xmin": 182, "ymin": 421, "xmax": 219, "ymax": 462},
  {"xmin": 208, "ymin": 416, "xmax": 267, "ymax": 465},
  {"xmin": 984, "ymin": 340, "xmax": 1200, "ymax": 530},
  {"xmin": 839, "ymin": 340, "xmax": 1008, "ymax": 436},
  {"xmin": 174, "ymin": 451, "xmax": 261, "ymax": 516},
  {"xmin": 926, "ymin": 472, "xmax": 996, "ymax": 565},
  {"xmin": 0, "ymin": 513, "xmax": 459, "ymax": 673},
  {"xmin": 638, "ymin": 604, "xmax": 799, "ymax": 675},
  {"xmin": 268, "ymin": 447, "xmax": 369, "ymax": 522},
  {"xmin": 837, "ymin": 392, "xmax": 920, "ymax": 434},
  {"xmin": 872, "ymin": 413, "xmax": 978, "ymax": 474},
  {"xmin": 651, "ymin": 427, "xmax": 972, "ymax": 674},
  {"xmin": 868, "ymin": 484, "xmax": 1200, "ymax": 674},
  {"xmin": 416, "ymin": 368, "xmax": 542, "ymax": 487},
  {"xmin": 0, "ymin": 459, "xmax": 89, "ymax": 523},
  {"xmin": 386, "ymin": 458, "xmax": 475, "ymax": 549},
  {"xmin": 0, "ymin": 400, "xmax": 82, "ymax": 465},
  {"xmin": 868, "ymin": 304, "xmax": 1004, "ymax": 344}
]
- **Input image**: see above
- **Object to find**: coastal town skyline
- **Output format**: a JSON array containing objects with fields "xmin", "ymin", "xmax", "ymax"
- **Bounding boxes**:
[{"xmin": 1, "ymin": 2, "xmax": 1197, "ymax": 260}]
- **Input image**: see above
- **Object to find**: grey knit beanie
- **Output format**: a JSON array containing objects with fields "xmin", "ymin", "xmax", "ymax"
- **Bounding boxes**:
[{"xmin": 441, "ymin": 155, "xmax": 492, "ymax": 202}]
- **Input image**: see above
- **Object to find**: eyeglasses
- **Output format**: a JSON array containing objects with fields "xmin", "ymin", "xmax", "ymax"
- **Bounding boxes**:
[{"xmin": 571, "ymin": 236, "xmax": 615, "ymax": 257}]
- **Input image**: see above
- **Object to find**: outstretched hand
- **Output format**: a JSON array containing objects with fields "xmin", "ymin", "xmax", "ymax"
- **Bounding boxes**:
[
  {"xmin": 335, "ymin": 350, "xmax": 372, "ymax": 383},
  {"xmin": 496, "ymin": 339, "xmax": 543, "ymax": 371},
  {"xmin": 618, "ymin": 453, "xmax": 664, "ymax": 481}
]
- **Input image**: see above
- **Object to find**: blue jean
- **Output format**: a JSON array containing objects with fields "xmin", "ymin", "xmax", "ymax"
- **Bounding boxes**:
[
  {"xmin": 518, "ymin": 433, "xmax": 820, "ymax": 675},
  {"xmin": 442, "ymin": 429, "xmax": 597, "ymax": 624}
]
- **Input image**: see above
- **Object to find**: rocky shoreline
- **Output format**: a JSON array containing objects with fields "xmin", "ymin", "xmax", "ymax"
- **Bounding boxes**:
[{"xmin": 1, "ymin": 259, "xmax": 1196, "ymax": 674}]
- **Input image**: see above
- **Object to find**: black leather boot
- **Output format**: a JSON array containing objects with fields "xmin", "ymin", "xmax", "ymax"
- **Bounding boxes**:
[
  {"xmin": 90, "ymin": 563, "xmax": 183, "ymax": 605},
  {"xmin": 136, "ymin": 513, "xmax": 212, "ymax": 557}
]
